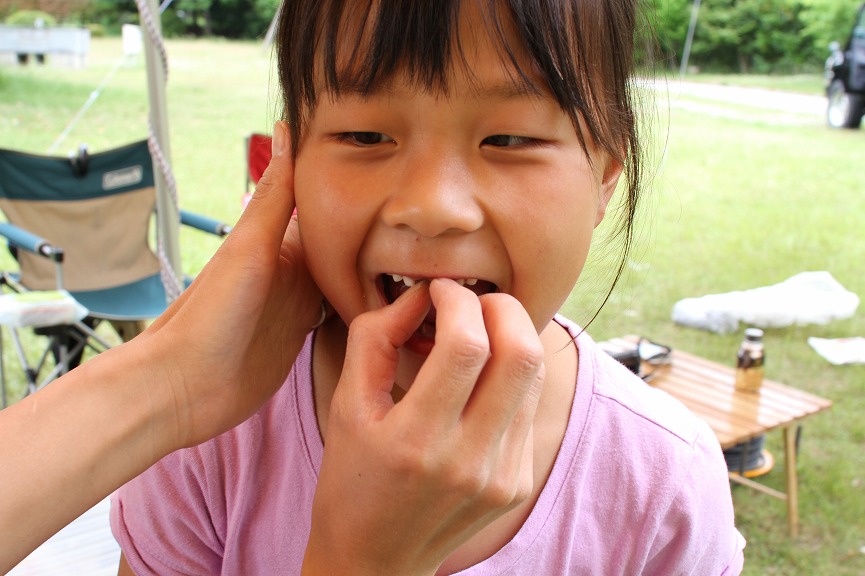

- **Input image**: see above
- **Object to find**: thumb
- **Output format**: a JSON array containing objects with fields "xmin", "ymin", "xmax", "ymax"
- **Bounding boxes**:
[
  {"xmin": 154, "ymin": 121, "xmax": 295, "ymax": 329},
  {"xmin": 231, "ymin": 121, "xmax": 294, "ymax": 251},
  {"xmin": 337, "ymin": 282, "xmax": 431, "ymax": 418}
]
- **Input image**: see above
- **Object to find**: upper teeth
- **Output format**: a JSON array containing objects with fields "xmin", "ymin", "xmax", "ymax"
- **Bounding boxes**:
[{"xmin": 389, "ymin": 274, "xmax": 478, "ymax": 287}]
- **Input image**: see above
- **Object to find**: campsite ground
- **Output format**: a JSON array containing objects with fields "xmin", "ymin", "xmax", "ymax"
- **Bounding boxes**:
[{"xmin": 1, "ymin": 37, "xmax": 864, "ymax": 575}]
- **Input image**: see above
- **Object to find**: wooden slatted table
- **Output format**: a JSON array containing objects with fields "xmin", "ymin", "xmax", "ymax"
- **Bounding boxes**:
[{"xmin": 600, "ymin": 336, "xmax": 833, "ymax": 537}]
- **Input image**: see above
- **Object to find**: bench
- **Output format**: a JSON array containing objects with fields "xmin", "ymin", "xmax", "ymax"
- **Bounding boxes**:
[
  {"xmin": 0, "ymin": 25, "xmax": 90, "ymax": 68},
  {"xmin": 601, "ymin": 336, "xmax": 833, "ymax": 537}
]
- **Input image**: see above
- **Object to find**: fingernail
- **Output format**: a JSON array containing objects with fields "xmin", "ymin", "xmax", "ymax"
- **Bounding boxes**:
[
  {"xmin": 272, "ymin": 121, "xmax": 287, "ymax": 157},
  {"xmin": 396, "ymin": 279, "xmax": 429, "ymax": 300}
]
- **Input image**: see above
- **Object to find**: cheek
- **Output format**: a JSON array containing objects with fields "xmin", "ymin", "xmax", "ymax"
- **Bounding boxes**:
[
  {"xmin": 515, "ymin": 222, "xmax": 592, "ymax": 331},
  {"xmin": 295, "ymin": 166, "xmax": 341, "ymax": 283},
  {"xmin": 505, "ymin": 182, "xmax": 600, "ymax": 330},
  {"xmin": 294, "ymin": 164, "xmax": 373, "ymax": 322}
]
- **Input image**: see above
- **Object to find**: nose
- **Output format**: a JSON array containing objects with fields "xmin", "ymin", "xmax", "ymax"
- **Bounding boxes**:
[{"xmin": 381, "ymin": 151, "xmax": 484, "ymax": 237}]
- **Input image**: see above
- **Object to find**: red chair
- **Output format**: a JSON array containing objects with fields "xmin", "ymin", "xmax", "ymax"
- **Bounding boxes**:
[{"xmin": 242, "ymin": 133, "xmax": 272, "ymax": 209}]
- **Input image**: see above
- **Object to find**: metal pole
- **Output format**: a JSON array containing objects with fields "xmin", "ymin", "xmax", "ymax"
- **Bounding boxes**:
[
  {"xmin": 680, "ymin": 0, "xmax": 702, "ymax": 79},
  {"xmin": 262, "ymin": 2, "xmax": 282, "ymax": 52},
  {"xmin": 139, "ymin": 0, "xmax": 182, "ymax": 303}
]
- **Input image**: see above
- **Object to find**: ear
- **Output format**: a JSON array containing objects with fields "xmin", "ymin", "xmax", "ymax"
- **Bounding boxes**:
[{"xmin": 594, "ymin": 155, "xmax": 624, "ymax": 227}]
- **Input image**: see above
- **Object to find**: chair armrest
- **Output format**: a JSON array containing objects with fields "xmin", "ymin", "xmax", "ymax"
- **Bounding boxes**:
[
  {"xmin": 180, "ymin": 210, "xmax": 232, "ymax": 237},
  {"xmin": 0, "ymin": 222, "xmax": 64, "ymax": 262}
]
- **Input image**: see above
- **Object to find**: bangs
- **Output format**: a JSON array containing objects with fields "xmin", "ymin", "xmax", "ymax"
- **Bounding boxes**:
[
  {"xmin": 276, "ymin": 0, "xmax": 640, "ymax": 163},
  {"xmin": 321, "ymin": 1, "xmax": 460, "ymax": 96}
]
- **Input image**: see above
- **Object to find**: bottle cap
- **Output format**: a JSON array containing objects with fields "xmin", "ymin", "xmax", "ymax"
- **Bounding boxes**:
[{"xmin": 744, "ymin": 327, "xmax": 764, "ymax": 341}]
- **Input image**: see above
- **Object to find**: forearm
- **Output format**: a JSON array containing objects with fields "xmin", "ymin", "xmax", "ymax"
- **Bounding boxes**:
[{"xmin": 0, "ymin": 339, "xmax": 176, "ymax": 573}]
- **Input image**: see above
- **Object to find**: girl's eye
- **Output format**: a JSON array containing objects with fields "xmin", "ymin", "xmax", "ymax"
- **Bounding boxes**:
[
  {"xmin": 337, "ymin": 132, "xmax": 394, "ymax": 146},
  {"xmin": 481, "ymin": 134, "xmax": 538, "ymax": 148}
]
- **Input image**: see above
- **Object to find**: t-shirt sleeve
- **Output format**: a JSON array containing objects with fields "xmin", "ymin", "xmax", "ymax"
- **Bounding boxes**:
[
  {"xmin": 110, "ymin": 446, "xmax": 226, "ymax": 575},
  {"xmin": 643, "ymin": 422, "xmax": 746, "ymax": 575}
]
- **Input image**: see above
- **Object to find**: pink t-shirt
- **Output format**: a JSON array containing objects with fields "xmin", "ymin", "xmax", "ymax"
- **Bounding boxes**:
[{"xmin": 111, "ymin": 317, "xmax": 745, "ymax": 574}]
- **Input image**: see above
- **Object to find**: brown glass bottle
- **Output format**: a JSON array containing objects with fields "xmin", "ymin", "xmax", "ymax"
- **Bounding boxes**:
[{"xmin": 735, "ymin": 328, "xmax": 764, "ymax": 393}]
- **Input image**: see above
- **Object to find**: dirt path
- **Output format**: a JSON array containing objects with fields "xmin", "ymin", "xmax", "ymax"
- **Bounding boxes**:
[{"xmin": 649, "ymin": 79, "xmax": 827, "ymax": 126}]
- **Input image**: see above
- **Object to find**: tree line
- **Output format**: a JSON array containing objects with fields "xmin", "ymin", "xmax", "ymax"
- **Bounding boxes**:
[
  {"xmin": 652, "ymin": 0, "xmax": 857, "ymax": 73},
  {"xmin": 0, "ymin": 0, "xmax": 276, "ymax": 40},
  {"xmin": 2, "ymin": 0, "xmax": 861, "ymax": 73}
]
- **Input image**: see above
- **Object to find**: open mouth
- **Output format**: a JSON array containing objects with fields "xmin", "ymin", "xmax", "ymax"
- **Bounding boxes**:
[{"xmin": 379, "ymin": 273, "xmax": 498, "ymax": 354}]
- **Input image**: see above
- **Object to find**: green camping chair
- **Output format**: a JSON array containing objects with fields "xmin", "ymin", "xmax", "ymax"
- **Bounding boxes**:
[{"xmin": 0, "ymin": 140, "xmax": 231, "ymax": 404}]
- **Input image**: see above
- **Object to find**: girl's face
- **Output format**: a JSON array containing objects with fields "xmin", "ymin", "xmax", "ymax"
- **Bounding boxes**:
[{"xmin": 294, "ymin": 8, "xmax": 622, "ymax": 383}]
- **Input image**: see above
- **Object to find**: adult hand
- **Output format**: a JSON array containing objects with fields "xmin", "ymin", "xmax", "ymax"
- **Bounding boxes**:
[
  {"xmin": 1, "ymin": 121, "xmax": 321, "ymax": 573},
  {"xmin": 303, "ymin": 278, "xmax": 545, "ymax": 575},
  {"xmin": 140, "ymin": 120, "xmax": 322, "ymax": 450}
]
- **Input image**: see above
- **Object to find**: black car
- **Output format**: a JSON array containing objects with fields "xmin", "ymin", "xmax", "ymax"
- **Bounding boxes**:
[{"xmin": 826, "ymin": 3, "xmax": 865, "ymax": 128}]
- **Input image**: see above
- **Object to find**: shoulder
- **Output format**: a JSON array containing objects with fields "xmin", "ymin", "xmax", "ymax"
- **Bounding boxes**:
[
  {"xmin": 552, "ymin": 317, "xmax": 745, "ymax": 573},
  {"xmin": 551, "ymin": 317, "xmax": 721, "ymax": 504},
  {"xmin": 559, "ymin": 319, "xmax": 707, "ymax": 451}
]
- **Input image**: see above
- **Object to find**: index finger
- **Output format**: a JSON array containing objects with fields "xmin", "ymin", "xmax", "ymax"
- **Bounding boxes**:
[
  {"xmin": 462, "ymin": 293, "xmax": 544, "ymax": 440},
  {"xmin": 401, "ymin": 278, "xmax": 490, "ymax": 431},
  {"xmin": 335, "ymin": 282, "xmax": 432, "ymax": 422}
]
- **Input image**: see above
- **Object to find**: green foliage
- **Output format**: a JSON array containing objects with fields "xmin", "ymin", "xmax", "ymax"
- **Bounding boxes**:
[
  {"xmin": 73, "ymin": 0, "xmax": 140, "ymax": 36},
  {"xmin": 208, "ymin": 0, "xmax": 274, "ymax": 39},
  {"xmin": 800, "ymin": 0, "xmax": 858, "ymax": 52},
  {"xmin": 158, "ymin": 0, "xmax": 274, "ymax": 39},
  {"xmin": 697, "ymin": 0, "xmax": 809, "ymax": 73},
  {"xmin": 12, "ymin": 0, "xmax": 274, "ymax": 39},
  {"xmin": 4, "ymin": 9, "xmax": 56, "ymax": 27},
  {"xmin": 650, "ymin": 0, "xmax": 692, "ymax": 61},
  {"xmin": 66, "ymin": 0, "xmax": 275, "ymax": 39},
  {"xmin": 649, "ymin": 0, "xmax": 862, "ymax": 74}
]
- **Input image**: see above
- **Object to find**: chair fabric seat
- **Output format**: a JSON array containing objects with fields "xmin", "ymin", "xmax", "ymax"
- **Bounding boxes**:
[{"xmin": 71, "ymin": 275, "xmax": 192, "ymax": 321}]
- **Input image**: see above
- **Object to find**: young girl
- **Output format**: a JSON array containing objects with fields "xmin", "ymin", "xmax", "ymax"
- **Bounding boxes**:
[{"xmin": 112, "ymin": 1, "xmax": 745, "ymax": 574}]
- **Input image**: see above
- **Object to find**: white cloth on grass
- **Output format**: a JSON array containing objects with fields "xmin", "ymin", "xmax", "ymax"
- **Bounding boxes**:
[{"xmin": 671, "ymin": 271, "xmax": 859, "ymax": 334}]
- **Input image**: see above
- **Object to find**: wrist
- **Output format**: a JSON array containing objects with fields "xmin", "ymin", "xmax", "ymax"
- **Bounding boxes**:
[{"xmin": 83, "ymin": 336, "xmax": 184, "ymax": 459}]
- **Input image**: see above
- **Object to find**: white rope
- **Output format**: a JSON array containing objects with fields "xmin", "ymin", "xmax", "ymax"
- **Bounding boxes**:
[
  {"xmin": 145, "ymin": 125, "xmax": 179, "ymax": 209},
  {"xmin": 136, "ymin": 0, "xmax": 183, "ymax": 302},
  {"xmin": 46, "ymin": 54, "xmax": 130, "ymax": 155},
  {"xmin": 136, "ymin": 0, "xmax": 169, "ymax": 83},
  {"xmin": 147, "ymin": 130, "xmax": 183, "ymax": 301}
]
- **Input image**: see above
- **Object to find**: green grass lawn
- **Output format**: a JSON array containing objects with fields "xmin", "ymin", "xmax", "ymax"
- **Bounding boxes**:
[{"xmin": 1, "ymin": 39, "xmax": 864, "ymax": 575}]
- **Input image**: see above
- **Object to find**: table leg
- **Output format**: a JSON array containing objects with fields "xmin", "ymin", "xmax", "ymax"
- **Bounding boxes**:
[{"xmin": 784, "ymin": 426, "xmax": 799, "ymax": 538}]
